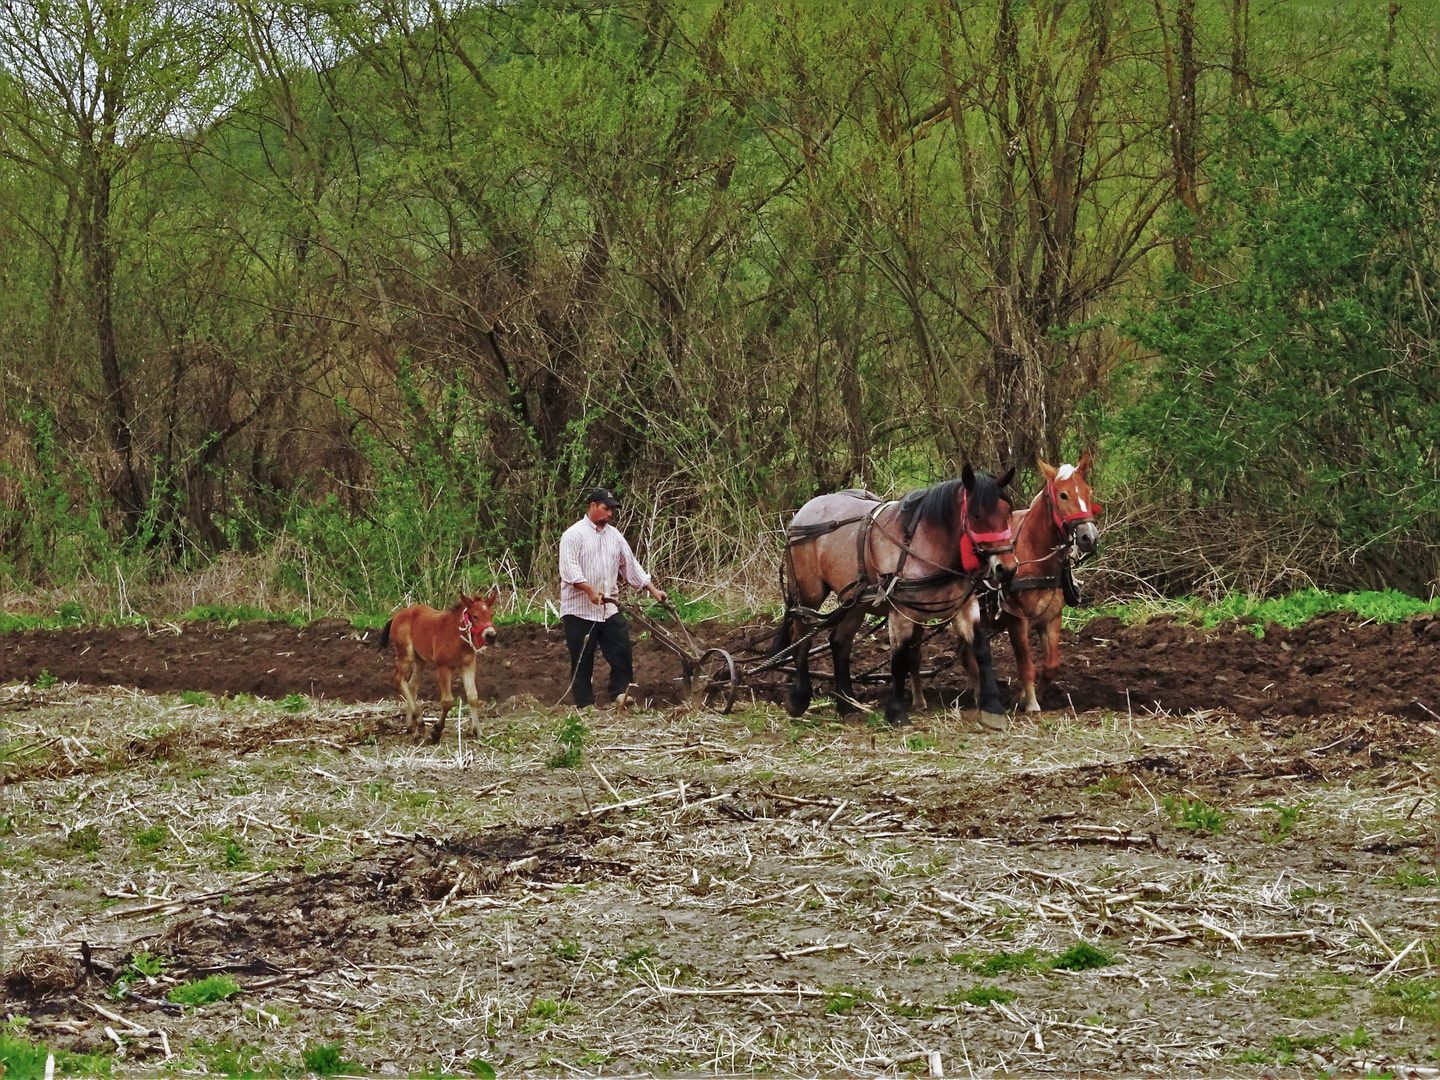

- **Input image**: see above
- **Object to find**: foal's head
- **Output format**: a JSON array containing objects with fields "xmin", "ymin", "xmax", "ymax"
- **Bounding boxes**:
[
  {"xmin": 458, "ymin": 590, "xmax": 499, "ymax": 648},
  {"xmin": 960, "ymin": 462, "xmax": 1018, "ymax": 584},
  {"xmin": 1038, "ymin": 452, "xmax": 1101, "ymax": 556}
]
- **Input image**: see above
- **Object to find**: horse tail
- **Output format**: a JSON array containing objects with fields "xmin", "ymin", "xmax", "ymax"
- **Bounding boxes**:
[
  {"xmin": 377, "ymin": 619, "xmax": 393, "ymax": 651},
  {"xmin": 770, "ymin": 541, "xmax": 797, "ymax": 659}
]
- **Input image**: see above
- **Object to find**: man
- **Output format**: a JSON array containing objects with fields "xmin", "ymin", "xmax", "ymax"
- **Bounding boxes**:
[{"xmin": 558, "ymin": 487, "xmax": 668, "ymax": 708}]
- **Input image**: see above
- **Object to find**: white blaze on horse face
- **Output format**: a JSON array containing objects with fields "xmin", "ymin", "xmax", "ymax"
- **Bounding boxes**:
[{"xmin": 1078, "ymin": 496, "xmax": 1088, "ymax": 512}]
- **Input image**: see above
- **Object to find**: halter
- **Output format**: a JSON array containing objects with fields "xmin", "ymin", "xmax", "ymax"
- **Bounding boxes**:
[
  {"xmin": 458, "ymin": 608, "xmax": 491, "ymax": 652},
  {"xmin": 958, "ymin": 489, "xmax": 1014, "ymax": 573}
]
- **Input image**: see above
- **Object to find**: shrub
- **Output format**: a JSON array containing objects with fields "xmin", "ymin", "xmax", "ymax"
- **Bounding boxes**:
[{"xmin": 1052, "ymin": 942, "xmax": 1115, "ymax": 971}]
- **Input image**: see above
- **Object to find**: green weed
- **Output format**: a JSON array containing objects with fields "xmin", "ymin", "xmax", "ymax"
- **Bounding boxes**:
[
  {"xmin": 194, "ymin": 1037, "xmax": 266, "ymax": 1078},
  {"xmin": 1263, "ymin": 973, "xmax": 1352, "ymax": 1018},
  {"xmin": 904, "ymin": 733, "xmax": 936, "ymax": 751},
  {"xmin": 0, "ymin": 1032, "xmax": 112, "ymax": 1079},
  {"xmin": 547, "ymin": 715, "xmax": 588, "ymax": 769},
  {"xmin": 1378, "ymin": 977, "xmax": 1440, "ymax": 1022},
  {"xmin": 32, "ymin": 670, "xmax": 57, "ymax": 690},
  {"xmin": 468, "ymin": 1061, "xmax": 498, "ymax": 1079},
  {"xmin": 949, "ymin": 948, "xmax": 1043, "ymax": 975},
  {"xmin": 1162, "ymin": 794, "xmax": 1227, "ymax": 834},
  {"xmin": 168, "ymin": 974, "xmax": 242, "ymax": 1005},
  {"xmin": 1339, "ymin": 1026, "xmax": 1374, "ymax": 1050},
  {"xmin": 134, "ymin": 824, "xmax": 167, "ymax": 851},
  {"xmin": 1074, "ymin": 588, "xmax": 1440, "ymax": 635},
  {"xmin": 1388, "ymin": 862, "xmax": 1439, "ymax": 888},
  {"xmin": 67, "ymin": 823, "xmax": 103, "ymax": 854},
  {"xmin": 1085, "ymin": 774, "xmax": 1131, "ymax": 796},
  {"xmin": 552, "ymin": 940, "xmax": 581, "ymax": 961},
  {"xmin": 1052, "ymin": 942, "xmax": 1115, "ymax": 971},
  {"xmin": 279, "ymin": 693, "xmax": 308, "ymax": 712},
  {"xmin": 221, "ymin": 840, "xmax": 249, "ymax": 868},
  {"xmin": 1262, "ymin": 800, "xmax": 1307, "ymax": 842},
  {"xmin": 0, "ymin": 816, "xmax": 13, "ymax": 836},
  {"xmin": 1179, "ymin": 964, "xmax": 1231, "ymax": 995},
  {"xmin": 301, "ymin": 1042, "xmax": 362, "ymax": 1076},
  {"xmin": 130, "ymin": 951, "xmax": 166, "ymax": 978},
  {"xmin": 179, "ymin": 690, "xmax": 209, "ymax": 706},
  {"xmin": 824, "ymin": 985, "xmax": 870, "ymax": 1014}
]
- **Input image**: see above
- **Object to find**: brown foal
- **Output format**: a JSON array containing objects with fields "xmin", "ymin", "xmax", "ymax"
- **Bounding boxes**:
[{"xmin": 379, "ymin": 591, "xmax": 498, "ymax": 743}]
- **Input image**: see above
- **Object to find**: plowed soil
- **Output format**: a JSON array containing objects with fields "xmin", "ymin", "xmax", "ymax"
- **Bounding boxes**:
[{"xmin": 3, "ymin": 610, "xmax": 1440, "ymax": 721}]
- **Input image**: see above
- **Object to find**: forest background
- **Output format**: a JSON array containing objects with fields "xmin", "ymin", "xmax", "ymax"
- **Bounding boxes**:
[{"xmin": 1, "ymin": 0, "xmax": 1438, "ymax": 621}]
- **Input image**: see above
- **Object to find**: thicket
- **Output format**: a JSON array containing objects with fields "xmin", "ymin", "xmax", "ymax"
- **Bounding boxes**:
[{"xmin": 0, "ymin": 0, "xmax": 1436, "ymax": 617}]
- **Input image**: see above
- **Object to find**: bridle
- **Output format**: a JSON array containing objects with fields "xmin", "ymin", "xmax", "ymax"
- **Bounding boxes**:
[
  {"xmin": 1045, "ymin": 478, "xmax": 1100, "ymax": 539},
  {"xmin": 958, "ymin": 488, "xmax": 1015, "ymax": 573}
]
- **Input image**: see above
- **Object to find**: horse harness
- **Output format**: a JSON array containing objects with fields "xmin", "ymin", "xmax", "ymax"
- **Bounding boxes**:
[{"xmin": 784, "ymin": 489, "xmax": 1012, "ymax": 627}]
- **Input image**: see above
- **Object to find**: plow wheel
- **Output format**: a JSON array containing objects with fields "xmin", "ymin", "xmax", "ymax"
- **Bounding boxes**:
[{"xmin": 689, "ymin": 647, "xmax": 739, "ymax": 714}]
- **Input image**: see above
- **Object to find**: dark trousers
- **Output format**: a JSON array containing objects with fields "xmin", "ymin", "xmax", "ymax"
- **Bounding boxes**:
[{"xmin": 562, "ymin": 614, "xmax": 633, "ymax": 707}]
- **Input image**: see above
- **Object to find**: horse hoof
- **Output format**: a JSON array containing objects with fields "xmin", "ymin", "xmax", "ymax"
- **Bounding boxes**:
[
  {"xmin": 885, "ymin": 701, "xmax": 910, "ymax": 727},
  {"xmin": 979, "ymin": 711, "xmax": 1010, "ymax": 732},
  {"xmin": 785, "ymin": 690, "xmax": 811, "ymax": 718}
]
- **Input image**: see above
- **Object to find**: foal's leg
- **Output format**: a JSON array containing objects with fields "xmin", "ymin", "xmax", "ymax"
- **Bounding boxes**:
[
  {"xmin": 460, "ymin": 663, "xmax": 481, "ymax": 735},
  {"xmin": 1007, "ymin": 614, "xmax": 1041, "ymax": 713},
  {"xmin": 393, "ymin": 649, "xmax": 419, "ymax": 734},
  {"xmin": 884, "ymin": 612, "xmax": 920, "ymax": 726},
  {"xmin": 430, "ymin": 665, "xmax": 454, "ymax": 745},
  {"xmin": 1037, "ymin": 609, "xmax": 1064, "ymax": 704},
  {"xmin": 830, "ymin": 607, "xmax": 867, "ymax": 717},
  {"xmin": 405, "ymin": 659, "xmax": 426, "ymax": 737}
]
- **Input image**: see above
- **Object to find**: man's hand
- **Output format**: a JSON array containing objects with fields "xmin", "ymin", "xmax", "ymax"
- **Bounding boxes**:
[
  {"xmin": 647, "ymin": 583, "xmax": 668, "ymax": 603},
  {"xmin": 579, "ymin": 582, "xmax": 603, "ymax": 607}
]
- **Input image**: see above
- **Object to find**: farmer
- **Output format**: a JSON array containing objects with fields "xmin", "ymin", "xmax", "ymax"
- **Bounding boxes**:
[{"xmin": 559, "ymin": 487, "xmax": 668, "ymax": 708}]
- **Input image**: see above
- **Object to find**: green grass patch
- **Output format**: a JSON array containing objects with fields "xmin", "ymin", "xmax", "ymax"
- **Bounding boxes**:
[
  {"xmin": 1388, "ymin": 862, "xmax": 1439, "ymax": 888},
  {"xmin": 552, "ymin": 940, "xmax": 581, "ymax": 961},
  {"xmin": 823, "ymin": 984, "xmax": 870, "ymax": 1015},
  {"xmin": 279, "ymin": 693, "xmax": 308, "ymax": 713},
  {"xmin": 946, "ymin": 985, "xmax": 1017, "ymax": 1006},
  {"xmin": 67, "ymin": 823, "xmax": 103, "ymax": 854},
  {"xmin": 133, "ymin": 824, "xmax": 167, "ymax": 850},
  {"xmin": 1263, "ymin": 973, "xmax": 1352, "ymax": 1018},
  {"xmin": 1074, "ymin": 587, "xmax": 1440, "ymax": 636},
  {"xmin": 168, "ymin": 974, "xmax": 242, "ymax": 1005},
  {"xmin": 1378, "ymin": 977, "xmax": 1440, "ymax": 1022},
  {"xmin": 179, "ymin": 690, "xmax": 209, "ymax": 706},
  {"xmin": 1263, "ymin": 800, "xmax": 1307, "ymax": 842},
  {"xmin": 948, "ymin": 948, "xmax": 1044, "ymax": 975}
]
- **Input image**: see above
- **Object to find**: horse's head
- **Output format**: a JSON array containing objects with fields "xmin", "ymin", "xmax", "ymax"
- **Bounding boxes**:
[
  {"xmin": 960, "ymin": 462, "xmax": 1018, "ymax": 585},
  {"xmin": 1038, "ymin": 451, "xmax": 1101, "ymax": 556},
  {"xmin": 458, "ymin": 589, "xmax": 499, "ymax": 648}
]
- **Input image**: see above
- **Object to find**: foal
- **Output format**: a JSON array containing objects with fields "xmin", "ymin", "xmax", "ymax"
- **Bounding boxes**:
[{"xmin": 379, "ymin": 591, "xmax": 498, "ymax": 744}]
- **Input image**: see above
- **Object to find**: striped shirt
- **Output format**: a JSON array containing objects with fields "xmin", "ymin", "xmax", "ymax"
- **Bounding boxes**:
[{"xmin": 558, "ymin": 517, "xmax": 651, "ymax": 621}]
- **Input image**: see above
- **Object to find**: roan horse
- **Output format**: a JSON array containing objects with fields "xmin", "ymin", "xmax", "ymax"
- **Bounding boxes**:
[
  {"xmin": 379, "ymin": 591, "xmax": 498, "ymax": 743},
  {"xmin": 962, "ymin": 455, "xmax": 1100, "ymax": 712},
  {"xmin": 775, "ymin": 465, "xmax": 1018, "ymax": 728}
]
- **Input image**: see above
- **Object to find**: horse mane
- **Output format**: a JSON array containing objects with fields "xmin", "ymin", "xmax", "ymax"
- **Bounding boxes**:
[{"xmin": 902, "ymin": 473, "xmax": 1005, "ymax": 533}]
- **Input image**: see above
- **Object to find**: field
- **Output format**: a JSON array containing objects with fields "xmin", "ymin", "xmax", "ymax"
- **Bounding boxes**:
[{"xmin": 1, "ymin": 613, "xmax": 1439, "ymax": 1077}]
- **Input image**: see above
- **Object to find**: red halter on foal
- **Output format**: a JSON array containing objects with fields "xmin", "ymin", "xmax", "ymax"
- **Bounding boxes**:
[
  {"xmin": 958, "ymin": 489, "xmax": 1015, "ymax": 574},
  {"xmin": 1045, "ymin": 479, "xmax": 1103, "ymax": 534}
]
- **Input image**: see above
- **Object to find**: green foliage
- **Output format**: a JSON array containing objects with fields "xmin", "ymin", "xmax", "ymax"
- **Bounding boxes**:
[
  {"xmin": 0, "ymin": 1031, "xmax": 112, "ymax": 1079},
  {"xmin": 946, "ymin": 985, "xmax": 1017, "ymax": 1007},
  {"xmin": 1162, "ymin": 795, "xmax": 1226, "ymax": 835},
  {"xmin": 1262, "ymin": 973, "xmax": 1352, "ymax": 1018},
  {"xmin": 182, "ymin": 605, "xmax": 310, "ymax": 628},
  {"xmin": 300, "ymin": 1042, "xmax": 361, "ymax": 1077},
  {"xmin": 551, "ymin": 940, "xmax": 581, "ymax": 962},
  {"xmin": 949, "ymin": 949, "xmax": 1045, "ymax": 976},
  {"xmin": 467, "ymin": 1062, "xmax": 497, "ymax": 1080},
  {"xmin": 180, "ymin": 690, "xmax": 209, "ymax": 707},
  {"xmin": 279, "ymin": 694, "xmax": 308, "ymax": 713},
  {"xmin": 32, "ymin": 670, "xmax": 57, "ymax": 691},
  {"xmin": 1378, "ymin": 977, "xmax": 1440, "ymax": 1022},
  {"xmin": 1388, "ymin": 862, "xmax": 1439, "ymax": 888},
  {"xmin": 221, "ymin": 841, "xmax": 249, "ymax": 869},
  {"xmin": 167, "ymin": 974, "xmax": 242, "ymax": 1005},
  {"xmin": 130, "ymin": 952, "xmax": 166, "ymax": 978},
  {"xmin": 547, "ymin": 715, "xmax": 588, "ymax": 770},
  {"xmin": 1051, "ymin": 942, "xmax": 1115, "ymax": 971},
  {"xmin": 1118, "ymin": 73, "xmax": 1440, "ymax": 592}
]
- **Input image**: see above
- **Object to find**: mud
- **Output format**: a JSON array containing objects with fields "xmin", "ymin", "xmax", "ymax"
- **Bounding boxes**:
[{"xmin": 3, "ymin": 610, "xmax": 1439, "ymax": 723}]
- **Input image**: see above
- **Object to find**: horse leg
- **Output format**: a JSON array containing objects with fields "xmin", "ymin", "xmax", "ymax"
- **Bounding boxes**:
[
  {"xmin": 830, "ymin": 607, "xmax": 866, "ymax": 717},
  {"xmin": 1007, "ymin": 614, "xmax": 1041, "ymax": 713},
  {"xmin": 430, "ymin": 665, "xmax": 454, "ymax": 744},
  {"xmin": 884, "ymin": 612, "xmax": 920, "ymax": 726},
  {"xmin": 461, "ymin": 664, "xmax": 481, "ymax": 735},
  {"xmin": 405, "ymin": 659, "xmax": 426, "ymax": 738},
  {"xmin": 907, "ymin": 624, "xmax": 926, "ymax": 712},
  {"xmin": 1037, "ymin": 610, "xmax": 1063, "ymax": 705},
  {"xmin": 956, "ymin": 601, "xmax": 1007, "ymax": 731},
  {"xmin": 394, "ymin": 650, "xmax": 419, "ymax": 734},
  {"xmin": 783, "ymin": 612, "xmax": 813, "ymax": 718}
]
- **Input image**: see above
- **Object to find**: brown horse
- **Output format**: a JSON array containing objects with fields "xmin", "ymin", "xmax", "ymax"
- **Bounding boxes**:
[
  {"xmin": 776, "ymin": 464, "xmax": 1018, "ymax": 728},
  {"xmin": 964, "ymin": 455, "xmax": 1100, "ymax": 712},
  {"xmin": 378, "ymin": 591, "xmax": 498, "ymax": 743}
]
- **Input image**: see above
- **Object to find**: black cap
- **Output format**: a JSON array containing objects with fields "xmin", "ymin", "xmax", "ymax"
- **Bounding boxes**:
[{"xmin": 588, "ymin": 487, "xmax": 620, "ymax": 509}]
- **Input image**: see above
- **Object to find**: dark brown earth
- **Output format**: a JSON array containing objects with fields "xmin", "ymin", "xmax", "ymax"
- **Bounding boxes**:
[{"xmin": 3, "ymin": 610, "xmax": 1439, "ymax": 721}]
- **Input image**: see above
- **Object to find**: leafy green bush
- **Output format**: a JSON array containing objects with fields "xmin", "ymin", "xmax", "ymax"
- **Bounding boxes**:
[
  {"xmin": 168, "ymin": 974, "xmax": 242, "ymax": 1005},
  {"xmin": 180, "ymin": 690, "xmax": 208, "ymax": 706},
  {"xmin": 33, "ymin": 670, "xmax": 57, "ymax": 690},
  {"xmin": 280, "ymin": 693, "xmax": 308, "ymax": 713}
]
